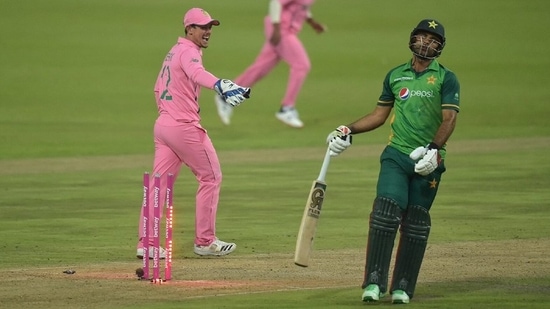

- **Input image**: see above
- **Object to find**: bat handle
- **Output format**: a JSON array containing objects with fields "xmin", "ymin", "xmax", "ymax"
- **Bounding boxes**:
[{"xmin": 317, "ymin": 147, "xmax": 331, "ymax": 182}]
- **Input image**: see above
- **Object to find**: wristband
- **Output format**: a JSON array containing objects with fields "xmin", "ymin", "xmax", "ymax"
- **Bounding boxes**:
[{"xmin": 427, "ymin": 142, "xmax": 440, "ymax": 150}]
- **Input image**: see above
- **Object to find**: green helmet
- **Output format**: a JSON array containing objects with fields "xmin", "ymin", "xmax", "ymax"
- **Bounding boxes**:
[{"xmin": 409, "ymin": 19, "xmax": 446, "ymax": 59}]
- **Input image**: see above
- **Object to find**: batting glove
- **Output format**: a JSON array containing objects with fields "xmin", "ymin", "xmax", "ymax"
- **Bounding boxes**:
[
  {"xmin": 326, "ymin": 125, "xmax": 352, "ymax": 157},
  {"xmin": 409, "ymin": 146, "xmax": 428, "ymax": 161},
  {"xmin": 410, "ymin": 143, "xmax": 441, "ymax": 176},
  {"xmin": 214, "ymin": 79, "xmax": 251, "ymax": 107}
]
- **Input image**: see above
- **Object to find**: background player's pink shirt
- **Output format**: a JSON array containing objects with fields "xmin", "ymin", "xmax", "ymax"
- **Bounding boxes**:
[
  {"xmin": 153, "ymin": 38, "xmax": 218, "ymax": 123},
  {"xmin": 270, "ymin": 0, "xmax": 315, "ymax": 34}
]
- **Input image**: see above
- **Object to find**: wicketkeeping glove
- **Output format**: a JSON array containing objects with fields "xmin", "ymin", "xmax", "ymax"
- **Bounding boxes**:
[
  {"xmin": 409, "ymin": 144, "xmax": 441, "ymax": 176},
  {"xmin": 326, "ymin": 125, "xmax": 352, "ymax": 157},
  {"xmin": 214, "ymin": 79, "xmax": 251, "ymax": 107}
]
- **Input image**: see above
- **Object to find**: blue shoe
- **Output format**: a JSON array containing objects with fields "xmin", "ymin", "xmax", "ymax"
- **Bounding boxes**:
[
  {"xmin": 362, "ymin": 284, "xmax": 381, "ymax": 302},
  {"xmin": 392, "ymin": 289, "xmax": 410, "ymax": 304}
]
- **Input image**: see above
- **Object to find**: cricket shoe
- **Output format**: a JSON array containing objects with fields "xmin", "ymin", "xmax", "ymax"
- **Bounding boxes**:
[
  {"xmin": 214, "ymin": 94, "xmax": 233, "ymax": 125},
  {"xmin": 362, "ymin": 284, "xmax": 383, "ymax": 302},
  {"xmin": 136, "ymin": 246, "xmax": 167, "ymax": 260},
  {"xmin": 392, "ymin": 289, "xmax": 410, "ymax": 304},
  {"xmin": 275, "ymin": 107, "xmax": 304, "ymax": 128},
  {"xmin": 194, "ymin": 238, "xmax": 236, "ymax": 256}
]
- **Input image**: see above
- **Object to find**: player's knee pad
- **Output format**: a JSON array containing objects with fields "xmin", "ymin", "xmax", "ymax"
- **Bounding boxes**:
[
  {"xmin": 391, "ymin": 205, "xmax": 431, "ymax": 298},
  {"xmin": 370, "ymin": 197, "xmax": 402, "ymax": 232},
  {"xmin": 362, "ymin": 197, "xmax": 402, "ymax": 292},
  {"xmin": 400, "ymin": 205, "xmax": 431, "ymax": 241}
]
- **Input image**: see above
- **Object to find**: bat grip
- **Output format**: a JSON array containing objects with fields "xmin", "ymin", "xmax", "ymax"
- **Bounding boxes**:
[{"xmin": 317, "ymin": 147, "xmax": 331, "ymax": 182}]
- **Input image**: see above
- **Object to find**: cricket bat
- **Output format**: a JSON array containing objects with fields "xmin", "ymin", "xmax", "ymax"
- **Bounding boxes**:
[{"xmin": 294, "ymin": 147, "xmax": 332, "ymax": 267}]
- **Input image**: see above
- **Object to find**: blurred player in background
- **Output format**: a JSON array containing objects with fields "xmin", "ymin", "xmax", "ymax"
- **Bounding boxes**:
[
  {"xmin": 214, "ymin": 0, "xmax": 326, "ymax": 128},
  {"xmin": 326, "ymin": 19, "xmax": 460, "ymax": 304},
  {"xmin": 136, "ymin": 8, "xmax": 250, "ymax": 259}
]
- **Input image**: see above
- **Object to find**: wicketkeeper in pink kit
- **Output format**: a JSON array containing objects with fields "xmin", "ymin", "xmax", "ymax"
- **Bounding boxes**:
[
  {"xmin": 214, "ymin": 0, "xmax": 326, "ymax": 128},
  {"xmin": 136, "ymin": 8, "xmax": 250, "ymax": 259}
]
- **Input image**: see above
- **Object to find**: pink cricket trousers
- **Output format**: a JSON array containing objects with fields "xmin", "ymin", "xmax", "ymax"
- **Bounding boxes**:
[
  {"xmin": 138, "ymin": 114, "xmax": 221, "ymax": 246},
  {"xmin": 235, "ymin": 20, "xmax": 311, "ymax": 107}
]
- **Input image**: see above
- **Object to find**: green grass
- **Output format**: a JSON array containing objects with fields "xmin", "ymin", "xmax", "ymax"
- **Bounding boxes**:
[{"xmin": 1, "ymin": 0, "xmax": 549, "ymax": 308}]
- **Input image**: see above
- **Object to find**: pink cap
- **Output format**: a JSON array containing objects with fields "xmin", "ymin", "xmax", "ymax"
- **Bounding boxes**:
[{"xmin": 183, "ymin": 8, "xmax": 220, "ymax": 27}]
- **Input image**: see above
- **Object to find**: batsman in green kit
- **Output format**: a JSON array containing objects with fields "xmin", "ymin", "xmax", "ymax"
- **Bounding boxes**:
[{"xmin": 326, "ymin": 19, "xmax": 460, "ymax": 304}]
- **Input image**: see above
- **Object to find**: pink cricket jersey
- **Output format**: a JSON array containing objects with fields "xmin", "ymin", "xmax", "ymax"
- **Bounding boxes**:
[{"xmin": 153, "ymin": 38, "xmax": 219, "ymax": 123}]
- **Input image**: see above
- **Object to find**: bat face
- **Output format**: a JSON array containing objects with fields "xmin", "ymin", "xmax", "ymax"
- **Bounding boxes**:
[
  {"xmin": 295, "ymin": 147, "xmax": 332, "ymax": 267},
  {"xmin": 294, "ymin": 180, "xmax": 327, "ymax": 267}
]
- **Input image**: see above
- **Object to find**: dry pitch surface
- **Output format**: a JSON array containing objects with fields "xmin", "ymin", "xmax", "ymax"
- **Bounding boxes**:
[
  {"xmin": 2, "ymin": 138, "xmax": 549, "ymax": 307},
  {"xmin": 6, "ymin": 238, "xmax": 549, "ymax": 305}
]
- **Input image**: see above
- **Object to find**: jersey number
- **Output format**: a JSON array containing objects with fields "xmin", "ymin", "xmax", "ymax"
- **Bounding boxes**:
[{"xmin": 160, "ymin": 65, "xmax": 172, "ymax": 100}]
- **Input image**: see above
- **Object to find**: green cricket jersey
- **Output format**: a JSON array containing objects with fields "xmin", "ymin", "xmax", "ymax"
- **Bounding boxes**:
[{"xmin": 378, "ymin": 59, "xmax": 460, "ymax": 159}]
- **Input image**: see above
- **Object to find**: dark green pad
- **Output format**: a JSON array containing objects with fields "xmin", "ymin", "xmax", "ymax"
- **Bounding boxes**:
[
  {"xmin": 361, "ymin": 197, "xmax": 402, "ymax": 294},
  {"xmin": 390, "ymin": 205, "xmax": 431, "ymax": 298}
]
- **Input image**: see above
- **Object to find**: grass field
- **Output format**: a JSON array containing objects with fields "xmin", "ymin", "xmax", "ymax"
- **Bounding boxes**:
[{"xmin": 1, "ymin": 0, "xmax": 549, "ymax": 308}]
